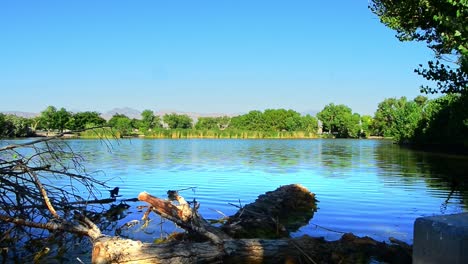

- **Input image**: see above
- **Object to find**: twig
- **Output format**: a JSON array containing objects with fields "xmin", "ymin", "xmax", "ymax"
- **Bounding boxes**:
[
  {"xmin": 310, "ymin": 222, "xmax": 347, "ymax": 234},
  {"xmin": 21, "ymin": 164, "xmax": 59, "ymax": 218},
  {"xmin": 290, "ymin": 239, "xmax": 317, "ymax": 264},
  {"xmin": 0, "ymin": 213, "xmax": 101, "ymax": 240},
  {"xmin": 209, "ymin": 208, "xmax": 228, "ymax": 218},
  {"xmin": 175, "ymin": 187, "xmax": 197, "ymax": 192}
]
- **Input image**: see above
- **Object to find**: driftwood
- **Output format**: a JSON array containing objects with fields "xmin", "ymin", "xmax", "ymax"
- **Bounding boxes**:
[
  {"xmin": 89, "ymin": 184, "xmax": 410, "ymax": 264},
  {"xmin": 91, "ymin": 184, "xmax": 320, "ymax": 263},
  {"xmin": 2, "ymin": 184, "xmax": 411, "ymax": 263}
]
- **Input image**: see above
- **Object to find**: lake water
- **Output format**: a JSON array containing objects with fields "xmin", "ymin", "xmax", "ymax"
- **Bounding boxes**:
[{"xmin": 50, "ymin": 139, "xmax": 468, "ymax": 244}]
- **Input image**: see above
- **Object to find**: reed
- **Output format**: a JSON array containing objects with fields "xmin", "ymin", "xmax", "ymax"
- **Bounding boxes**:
[{"xmin": 142, "ymin": 129, "xmax": 317, "ymax": 139}]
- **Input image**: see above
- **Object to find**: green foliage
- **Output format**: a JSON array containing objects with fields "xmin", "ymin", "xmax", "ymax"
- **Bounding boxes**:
[
  {"xmin": 317, "ymin": 103, "xmax": 360, "ymax": 138},
  {"xmin": 412, "ymin": 93, "xmax": 468, "ymax": 148},
  {"xmin": 0, "ymin": 113, "xmax": 5, "ymax": 137},
  {"xmin": 370, "ymin": 0, "xmax": 468, "ymax": 94},
  {"xmin": 370, "ymin": 94, "xmax": 468, "ymax": 152},
  {"xmin": 108, "ymin": 114, "xmax": 134, "ymax": 136},
  {"xmin": 228, "ymin": 109, "xmax": 316, "ymax": 133},
  {"xmin": 372, "ymin": 97, "xmax": 407, "ymax": 137},
  {"xmin": 38, "ymin": 106, "xmax": 72, "ymax": 132},
  {"xmin": 300, "ymin": 114, "xmax": 319, "ymax": 133},
  {"xmin": 195, "ymin": 117, "xmax": 222, "ymax": 130},
  {"xmin": 7, "ymin": 115, "xmax": 32, "ymax": 137},
  {"xmin": 55, "ymin": 108, "xmax": 72, "ymax": 132},
  {"xmin": 39, "ymin": 106, "xmax": 58, "ymax": 131},
  {"xmin": 140, "ymin": 110, "xmax": 161, "ymax": 131},
  {"xmin": 263, "ymin": 109, "xmax": 302, "ymax": 131},
  {"xmin": 194, "ymin": 116, "xmax": 231, "ymax": 130},
  {"xmin": 67, "ymin": 111, "xmax": 106, "ymax": 130},
  {"xmin": 372, "ymin": 96, "xmax": 427, "ymax": 140},
  {"xmin": 360, "ymin": 115, "xmax": 374, "ymax": 137},
  {"xmin": 230, "ymin": 110, "xmax": 266, "ymax": 131},
  {"xmin": 0, "ymin": 114, "xmax": 32, "ymax": 138},
  {"xmin": 163, "ymin": 113, "xmax": 193, "ymax": 129},
  {"xmin": 392, "ymin": 100, "xmax": 424, "ymax": 142}
]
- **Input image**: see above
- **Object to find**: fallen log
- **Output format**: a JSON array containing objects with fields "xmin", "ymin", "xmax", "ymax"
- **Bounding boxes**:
[
  {"xmin": 90, "ymin": 233, "xmax": 411, "ymax": 263},
  {"xmin": 222, "ymin": 184, "xmax": 317, "ymax": 238},
  {"xmin": 1, "ymin": 184, "xmax": 412, "ymax": 263},
  {"xmin": 90, "ymin": 184, "xmax": 410, "ymax": 264}
]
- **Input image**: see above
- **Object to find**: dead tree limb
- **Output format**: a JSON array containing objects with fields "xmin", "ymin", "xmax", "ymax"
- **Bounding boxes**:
[{"xmin": 138, "ymin": 191, "xmax": 230, "ymax": 245}]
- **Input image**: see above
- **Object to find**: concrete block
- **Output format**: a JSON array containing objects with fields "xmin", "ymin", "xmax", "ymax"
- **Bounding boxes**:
[{"xmin": 413, "ymin": 213, "xmax": 468, "ymax": 264}]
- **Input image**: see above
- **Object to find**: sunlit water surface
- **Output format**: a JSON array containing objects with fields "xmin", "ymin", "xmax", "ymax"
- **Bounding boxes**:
[
  {"xmin": 58, "ymin": 138, "xmax": 467, "ymax": 244},
  {"xmin": 8, "ymin": 138, "xmax": 467, "ymax": 248}
]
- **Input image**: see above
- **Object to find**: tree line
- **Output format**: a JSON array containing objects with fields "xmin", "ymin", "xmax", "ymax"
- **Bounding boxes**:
[{"xmin": 1, "ymin": 92, "xmax": 465, "ymax": 147}]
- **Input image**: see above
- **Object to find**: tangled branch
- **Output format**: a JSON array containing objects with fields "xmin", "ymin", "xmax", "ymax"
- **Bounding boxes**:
[{"xmin": 0, "ymin": 131, "xmax": 112, "ymax": 260}]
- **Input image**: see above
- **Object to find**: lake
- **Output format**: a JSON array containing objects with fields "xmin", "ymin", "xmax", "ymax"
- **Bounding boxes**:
[{"xmin": 57, "ymin": 138, "xmax": 468, "ymax": 244}]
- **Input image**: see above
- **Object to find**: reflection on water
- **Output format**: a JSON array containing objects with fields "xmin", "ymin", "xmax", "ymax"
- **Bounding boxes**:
[{"xmin": 43, "ymin": 139, "xmax": 468, "ymax": 244}]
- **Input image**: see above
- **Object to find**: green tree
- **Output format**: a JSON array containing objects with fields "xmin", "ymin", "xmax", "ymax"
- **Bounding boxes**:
[
  {"xmin": 373, "ymin": 98, "xmax": 396, "ymax": 137},
  {"xmin": 68, "ymin": 111, "xmax": 106, "ymax": 130},
  {"xmin": 140, "ymin": 110, "xmax": 161, "ymax": 131},
  {"xmin": 5, "ymin": 115, "xmax": 32, "ymax": 137},
  {"xmin": 38, "ymin": 106, "xmax": 72, "ymax": 132},
  {"xmin": 163, "ymin": 114, "xmax": 193, "ymax": 129},
  {"xmin": 217, "ymin": 116, "xmax": 231, "ymax": 130},
  {"xmin": 195, "ymin": 117, "xmax": 220, "ymax": 130},
  {"xmin": 229, "ymin": 110, "xmax": 266, "ymax": 131},
  {"xmin": 392, "ymin": 101, "xmax": 424, "ymax": 142},
  {"xmin": 39, "ymin": 106, "xmax": 58, "ymax": 131},
  {"xmin": 360, "ymin": 115, "xmax": 374, "ymax": 137},
  {"xmin": 414, "ymin": 95, "xmax": 428, "ymax": 106},
  {"xmin": 317, "ymin": 103, "xmax": 360, "ymax": 138},
  {"xmin": 0, "ymin": 113, "xmax": 6, "ymax": 137},
  {"xmin": 412, "ymin": 94, "xmax": 468, "ymax": 148},
  {"xmin": 370, "ymin": 0, "xmax": 467, "ymax": 94},
  {"xmin": 262, "ymin": 109, "xmax": 302, "ymax": 131},
  {"xmin": 55, "ymin": 108, "xmax": 72, "ymax": 132},
  {"xmin": 300, "ymin": 114, "xmax": 318, "ymax": 133},
  {"xmin": 372, "ymin": 96, "xmax": 427, "ymax": 140},
  {"xmin": 0, "ymin": 114, "xmax": 33, "ymax": 138},
  {"xmin": 108, "ymin": 114, "xmax": 133, "ymax": 135}
]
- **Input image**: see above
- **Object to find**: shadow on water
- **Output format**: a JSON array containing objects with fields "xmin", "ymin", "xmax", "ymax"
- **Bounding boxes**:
[{"xmin": 374, "ymin": 142, "xmax": 468, "ymax": 211}]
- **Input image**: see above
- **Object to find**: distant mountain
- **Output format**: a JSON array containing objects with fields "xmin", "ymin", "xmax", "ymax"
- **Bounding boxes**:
[
  {"xmin": 101, "ymin": 107, "xmax": 142, "ymax": 120},
  {"xmin": 1, "ymin": 111, "xmax": 38, "ymax": 118}
]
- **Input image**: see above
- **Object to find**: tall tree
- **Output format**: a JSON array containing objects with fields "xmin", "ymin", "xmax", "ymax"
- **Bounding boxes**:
[
  {"xmin": 163, "ymin": 114, "xmax": 193, "ymax": 129},
  {"xmin": 38, "ymin": 106, "xmax": 71, "ymax": 132},
  {"xmin": 360, "ymin": 115, "xmax": 374, "ymax": 138},
  {"xmin": 140, "ymin": 110, "xmax": 161, "ymax": 131},
  {"xmin": 195, "ymin": 117, "xmax": 220, "ymax": 130},
  {"xmin": 68, "ymin": 111, "xmax": 106, "ymax": 130},
  {"xmin": 372, "ymin": 98, "xmax": 399, "ymax": 137},
  {"xmin": 55, "ymin": 107, "xmax": 72, "ymax": 132},
  {"xmin": 317, "ymin": 103, "xmax": 360, "ymax": 137},
  {"xmin": 108, "ymin": 114, "xmax": 133, "ymax": 135},
  {"xmin": 300, "ymin": 114, "xmax": 319, "ymax": 133},
  {"xmin": 4, "ymin": 115, "xmax": 32, "ymax": 137},
  {"xmin": 370, "ymin": 0, "xmax": 467, "ymax": 94},
  {"xmin": 372, "ymin": 96, "xmax": 427, "ymax": 140},
  {"xmin": 39, "ymin": 106, "xmax": 58, "ymax": 131},
  {"xmin": 229, "ymin": 111, "xmax": 266, "ymax": 131}
]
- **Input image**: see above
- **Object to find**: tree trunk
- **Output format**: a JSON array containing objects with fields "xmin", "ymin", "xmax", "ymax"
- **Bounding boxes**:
[{"xmin": 90, "ymin": 233, "xmax": 411, "ymax": 264}]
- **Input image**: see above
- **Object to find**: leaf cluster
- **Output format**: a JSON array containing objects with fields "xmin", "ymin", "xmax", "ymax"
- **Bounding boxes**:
[{"xmin": 370, "ymin": 0, "xmax": 468, "ymax": 93}]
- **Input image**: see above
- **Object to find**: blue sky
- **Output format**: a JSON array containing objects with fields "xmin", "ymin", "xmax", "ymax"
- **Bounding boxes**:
[{"xmin": 0, "ymin": 0, "xmax": 435, "ymax": 115}]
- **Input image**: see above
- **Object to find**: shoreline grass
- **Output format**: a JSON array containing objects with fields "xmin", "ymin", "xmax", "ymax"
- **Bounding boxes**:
[{"xmin": 77, "ymin": 128, "xmax": 319, "ymax": 139}]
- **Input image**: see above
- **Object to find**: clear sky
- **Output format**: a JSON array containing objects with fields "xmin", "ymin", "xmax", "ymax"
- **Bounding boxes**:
[{"xmin": 0, "ymin": 0, "xmax": 436, "ymax": 115}]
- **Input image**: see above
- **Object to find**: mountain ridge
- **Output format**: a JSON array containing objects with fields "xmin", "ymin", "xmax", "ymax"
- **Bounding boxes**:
[{"xmin": 2, "ymin": 107, "xmax": 319, "ymax": 120}]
